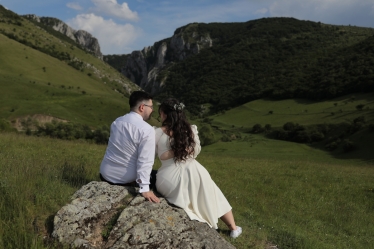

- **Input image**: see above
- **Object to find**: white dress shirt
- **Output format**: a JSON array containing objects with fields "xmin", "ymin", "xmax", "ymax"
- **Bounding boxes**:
[{"xmin": 100, "ymin": 112, "xmax": 155, "ymax": 193}]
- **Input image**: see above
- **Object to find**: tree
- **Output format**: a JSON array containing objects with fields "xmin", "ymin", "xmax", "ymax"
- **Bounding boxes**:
[{"xmin": 252, "ymin": 124, "xmax": 264, "ymax": 133}]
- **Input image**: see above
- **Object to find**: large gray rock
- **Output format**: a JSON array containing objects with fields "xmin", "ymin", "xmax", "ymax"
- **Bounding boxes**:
[
  {"xmin": 23, "ymin": 15, "xmax": 103, "ymax": 59},
  {"xmin": 109, "ymin": 25, "xmax": 213, "ymax": 95},
  {"xmin": 52, "ymin": 181, "xmax": 235, "ymax": 249}
]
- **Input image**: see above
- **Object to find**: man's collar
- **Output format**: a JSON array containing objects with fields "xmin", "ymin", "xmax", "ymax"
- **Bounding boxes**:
[{"xmin": 129, "ymin": 111, "xmax": 143, "ymax": 120}]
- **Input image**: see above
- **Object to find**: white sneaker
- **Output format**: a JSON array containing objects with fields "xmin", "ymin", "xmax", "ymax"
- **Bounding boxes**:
[{"xmin": 230, "ymin": 226, "xmax": 242, "ymax": 238}]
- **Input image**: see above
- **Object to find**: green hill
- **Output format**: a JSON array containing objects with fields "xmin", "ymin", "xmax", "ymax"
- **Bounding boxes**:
[
  {"xmin": 153, "ymin": 18, "xmax": 374, "ymax": 114},
  {"xmin": 197, "ymin": 92, "xmax": 374, "ymax": 161},
  {"xmin": 0, "ymin": 5, "xmax": 142, "ymax": 129}
]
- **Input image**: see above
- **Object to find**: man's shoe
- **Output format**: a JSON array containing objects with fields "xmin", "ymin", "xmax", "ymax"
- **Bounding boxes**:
[{"xmin": 230, "ymin": 226, "xmax": 242, "ymax": 238}]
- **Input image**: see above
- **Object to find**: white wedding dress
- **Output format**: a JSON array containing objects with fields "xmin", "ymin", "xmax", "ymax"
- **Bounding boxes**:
[{"xmin": 155, "ymin": 125, "xmax": 232, "ymax": 229}]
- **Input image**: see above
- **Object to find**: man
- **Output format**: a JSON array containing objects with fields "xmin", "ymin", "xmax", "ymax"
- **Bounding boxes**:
[{"xmin": 100, "ymin": 91, "xmax": 160, "ymax": 203}]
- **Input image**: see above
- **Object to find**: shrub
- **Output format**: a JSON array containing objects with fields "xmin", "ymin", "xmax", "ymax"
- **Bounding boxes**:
[
  {"xmin": 252, "ymin": 124, "xmax": 264, "ymax": 133},
  {"xmin": 353, "ymin": 115, "xmax": 366, "ymax": 124},
  {"xmin": 342, "ymin": 139, "xmax": 355, "ymax": 153},
  {"xmin": 264, "ymin": 124, "xmax": 272, "ymax": 131},
  {"xmin": 199, "ymin": 125, "xmax": 216, "ymax": 146},
  {"xmin": 221, "ymin": 134, "xmax": 231, "ymax": 142},
  {"xmin": 0, "ymin": 119, "xmax": 16, "ymax": 132},
  {"xmin": 294, "ymin": 131, "xmax": 311, "ymax": 143},
  {"xmin": 356, "ymin": 104, "xmax": 365, "ymax": 111},
  {"xmin": 310, "ymin": 130, "xmax": 325, "ymax": 141},
  {"xmin": 347, "ymin": 122, "xmax": 364, "ymax": 134},
  {"xmin": 325, "ymin": 141, "xmax": 338, "ymax": 151},
  {"xmin": 283, "ymin": 122, "xmax": 296, "ymax": 131},
  {"xmin": 275, "ymin": 130, "xmax": 289, "ymax": 140}
]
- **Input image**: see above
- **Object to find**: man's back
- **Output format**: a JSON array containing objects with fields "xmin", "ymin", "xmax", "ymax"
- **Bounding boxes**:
[{"xmin": 100, "ymin": 112, "xmax": 155, "ymax": 184}]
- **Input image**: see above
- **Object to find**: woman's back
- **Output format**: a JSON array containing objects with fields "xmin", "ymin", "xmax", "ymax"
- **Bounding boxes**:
[
  {"xmin": 155, "ymin": 125, "xmax": 231, "ymax": 229},
  {"xmin": 155, "ymin": 125, "xmax": 201, "ymax": 161}
]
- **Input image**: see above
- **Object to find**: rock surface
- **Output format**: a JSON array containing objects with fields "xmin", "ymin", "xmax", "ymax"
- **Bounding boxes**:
[
  {"xmin": 52, "ymin": 181, "xmax": 235, "ymax": 249},
  {"xmin": 108, "ymin": 25, "xmax": 214, "ymax": 95},
  {"xmin": 23, "ymin": 15, "xmax": 103, "ymax": 59}
]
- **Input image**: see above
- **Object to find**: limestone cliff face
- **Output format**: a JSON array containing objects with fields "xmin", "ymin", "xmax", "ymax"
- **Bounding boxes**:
[
  {"xmin": 111, "ymin": 25, "xmax": 213, "ymax": 95},
  {"xmin": 23, "ymin": 15, "xmax": 103, "ymax": 59}
]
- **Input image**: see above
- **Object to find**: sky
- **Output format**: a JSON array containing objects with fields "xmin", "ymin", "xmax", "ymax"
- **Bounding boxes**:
[{"xmin": 1, "ymin": 0, "xmax": 374, "ymax": 55}]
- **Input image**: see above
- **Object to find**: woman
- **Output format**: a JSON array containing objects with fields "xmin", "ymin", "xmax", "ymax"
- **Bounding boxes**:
[{"xmin": 155, "ymin": 98, "xmax": 242, "ymax": 238}]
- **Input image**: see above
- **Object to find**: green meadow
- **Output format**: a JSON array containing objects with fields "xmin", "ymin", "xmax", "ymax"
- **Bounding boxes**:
[
  {"xmin": 211, "ymin": 93, "xmax": 374, "ymax": 129},
  {"xmin": 0, "ymin": 12, "xmax": 143, "ymax": 128},
  {"xmin": 1, "ymin": 103, "xmax": 373, "ymax": 249}
]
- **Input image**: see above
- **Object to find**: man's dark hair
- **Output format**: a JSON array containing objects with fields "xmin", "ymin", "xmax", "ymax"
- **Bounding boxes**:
[{"xmin": 129, "ymin": 91, "xmax": 153, "ymax": 109}]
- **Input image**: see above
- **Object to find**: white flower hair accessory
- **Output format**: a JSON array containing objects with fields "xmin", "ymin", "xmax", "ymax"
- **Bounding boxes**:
[{"xmin": 173, "ymin": 102, "xmax": 185, "ymax": 111}]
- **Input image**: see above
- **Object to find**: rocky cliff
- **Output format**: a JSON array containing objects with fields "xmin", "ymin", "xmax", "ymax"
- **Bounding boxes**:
[
  {"xmin": 51, "ymin": 181, "xmax": 235, "ymax": 249},
  {"xmin": 23, "ymin": 15, "xmax": 103, "ymax": 59},
  {"xmin": 106, "ymin": 24, "xmax": 213, "ymax": 95}
]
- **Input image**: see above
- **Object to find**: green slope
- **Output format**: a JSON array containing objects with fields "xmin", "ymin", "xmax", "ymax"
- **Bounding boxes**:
[
  {"xmin": 211, "ymin": 93, "xmax": 374, "ymax": 129},
  {"xmin": 203, "ymin": 93, "xmax": 374, "ymax": 161},
  {"xmin": 0, "ymin": 6, "xmax": 143, "ymax": 128}
]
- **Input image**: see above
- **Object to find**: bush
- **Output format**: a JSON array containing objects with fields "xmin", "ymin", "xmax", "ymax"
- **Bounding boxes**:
[
  {"xmin": 310, "ymin": 130, "xmax": 325, "ymax": 141},
  {"xmin": 0, "ymin": 119, "xmax": 16, "ymax": 132},
  {"xmin": 35, "ymin": 121, "xmax": 107, "ymax": 144},
  {"xmin": 275, "ymin": 130, "xmax": 289, "ymax": 140},
  {"xmin": 264, "ymin": 124, "xmax": 272, "ymax": 131},
  {"xmin": 199, "ymin": 125, "xmax": 216, "ymax": 146},
  {"xmin": 353, "ymin": 115, "xmax": 366, "ymax": 124},
  {"xmin": 356, "ymin": 104, "xmax": 365, "ymax": 111},
  {"xmin": 325, "ymin": 141, "xmax": 338, "ymax": 151},
  {"xmin": 283, "ymin": 122, "xmax": 296, "ymax": 131},
  {"xmin": 342, "ymin": 139, "xmax": 355, "ymax": 153},
  {"xmin": 252, "ymin": 124, "xmax": 264, "ymax": 133},
  {"xmin": 221, "ymin": 134, "xmax": 231, "ymax": 142}
]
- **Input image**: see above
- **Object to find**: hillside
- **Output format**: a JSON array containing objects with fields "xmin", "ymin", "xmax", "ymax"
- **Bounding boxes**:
[
  {"xmin": 199, "ymin": 92, "xmax": 374, "ymax": 162},
  {"xmin": 0, "ymin": 5, "xmax": 142, "ymax": 129},
  {"xmin": 106, "ymin": 18, "xmax": 374, "ymax": 115}
]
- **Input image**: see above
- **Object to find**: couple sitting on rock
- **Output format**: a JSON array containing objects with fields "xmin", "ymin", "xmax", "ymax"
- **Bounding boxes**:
[{"xmin": 99, "ymin": 91, "xmax": 242, "ymax": 239}]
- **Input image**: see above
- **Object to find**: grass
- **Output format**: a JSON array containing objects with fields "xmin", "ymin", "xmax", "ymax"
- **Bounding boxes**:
[
  {"xmin": 211, "ymin": 93, "xmax": 374, "ymax": 130},
  {"xmin": 0, "ymin": 13, "xmax": 142, "ymax": 129},
  {"xmin": 200, "ymin": 145, "xmax": 374, "ymax": 249},
  {"xmin": 0, "ymin": 33, "xmax": 128, "ymax": 127},
  {"xmin": 205, "ymin": 93, "xmax": 374, "ymax": 163},
  {"xmin": 1, "ymin": 132, "xmax": 373, "ymax": 249},
  {"xmin": 0, "ymin": 133, "xmax": 103, "ymax": 248}
]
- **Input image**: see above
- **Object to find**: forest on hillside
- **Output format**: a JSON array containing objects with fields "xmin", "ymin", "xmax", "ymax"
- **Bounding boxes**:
[{"xmin": 154, "ymin": 18, "xmax": 374, "ymax": 114}]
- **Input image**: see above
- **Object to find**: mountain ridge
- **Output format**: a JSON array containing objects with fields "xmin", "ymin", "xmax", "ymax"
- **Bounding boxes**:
[
  {"xmin": 105, "ymin": 18, "xmax": 374, "ymax": 114},
  {"xmin": 23, "ymin": 14, "xmax": 103, "ymax": 59}
]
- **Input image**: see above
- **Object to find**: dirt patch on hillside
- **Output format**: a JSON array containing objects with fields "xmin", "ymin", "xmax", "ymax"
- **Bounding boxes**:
[{"xmin": 12, "ymin": 114, "xmax": 68, "ymax": 131}]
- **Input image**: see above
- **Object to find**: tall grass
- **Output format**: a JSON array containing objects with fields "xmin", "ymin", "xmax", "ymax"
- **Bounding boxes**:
[
  {"xmin": 1, "ymin": 132, "xmax": 373, "ymax": 248},
  {"xmin": 0, "ymin": 132, "xmax": 104, "ymax": 248}
]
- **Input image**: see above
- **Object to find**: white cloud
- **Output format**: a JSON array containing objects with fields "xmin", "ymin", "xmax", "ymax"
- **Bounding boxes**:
[
  {"xmin": 67, "ymin": 13, "xmax": 140, "ymax": 54},
  {"xmin": 91, "ymin": 0, "xmax": 139, "ymax": 21},
  {"xmin": 66, "ymin": 2, "xmax": 83, "ymax": 11}
]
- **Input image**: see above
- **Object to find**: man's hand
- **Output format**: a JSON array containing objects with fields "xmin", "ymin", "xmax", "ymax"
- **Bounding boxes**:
[{"xmin": 141, "ymin": 191, "xmax": 160, "ymax": 203}]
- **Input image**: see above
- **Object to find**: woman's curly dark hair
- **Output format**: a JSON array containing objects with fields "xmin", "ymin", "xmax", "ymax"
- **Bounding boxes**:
[{"xmin": 159, "ymin": 98, "xmax": 195, "ymax": 162}]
